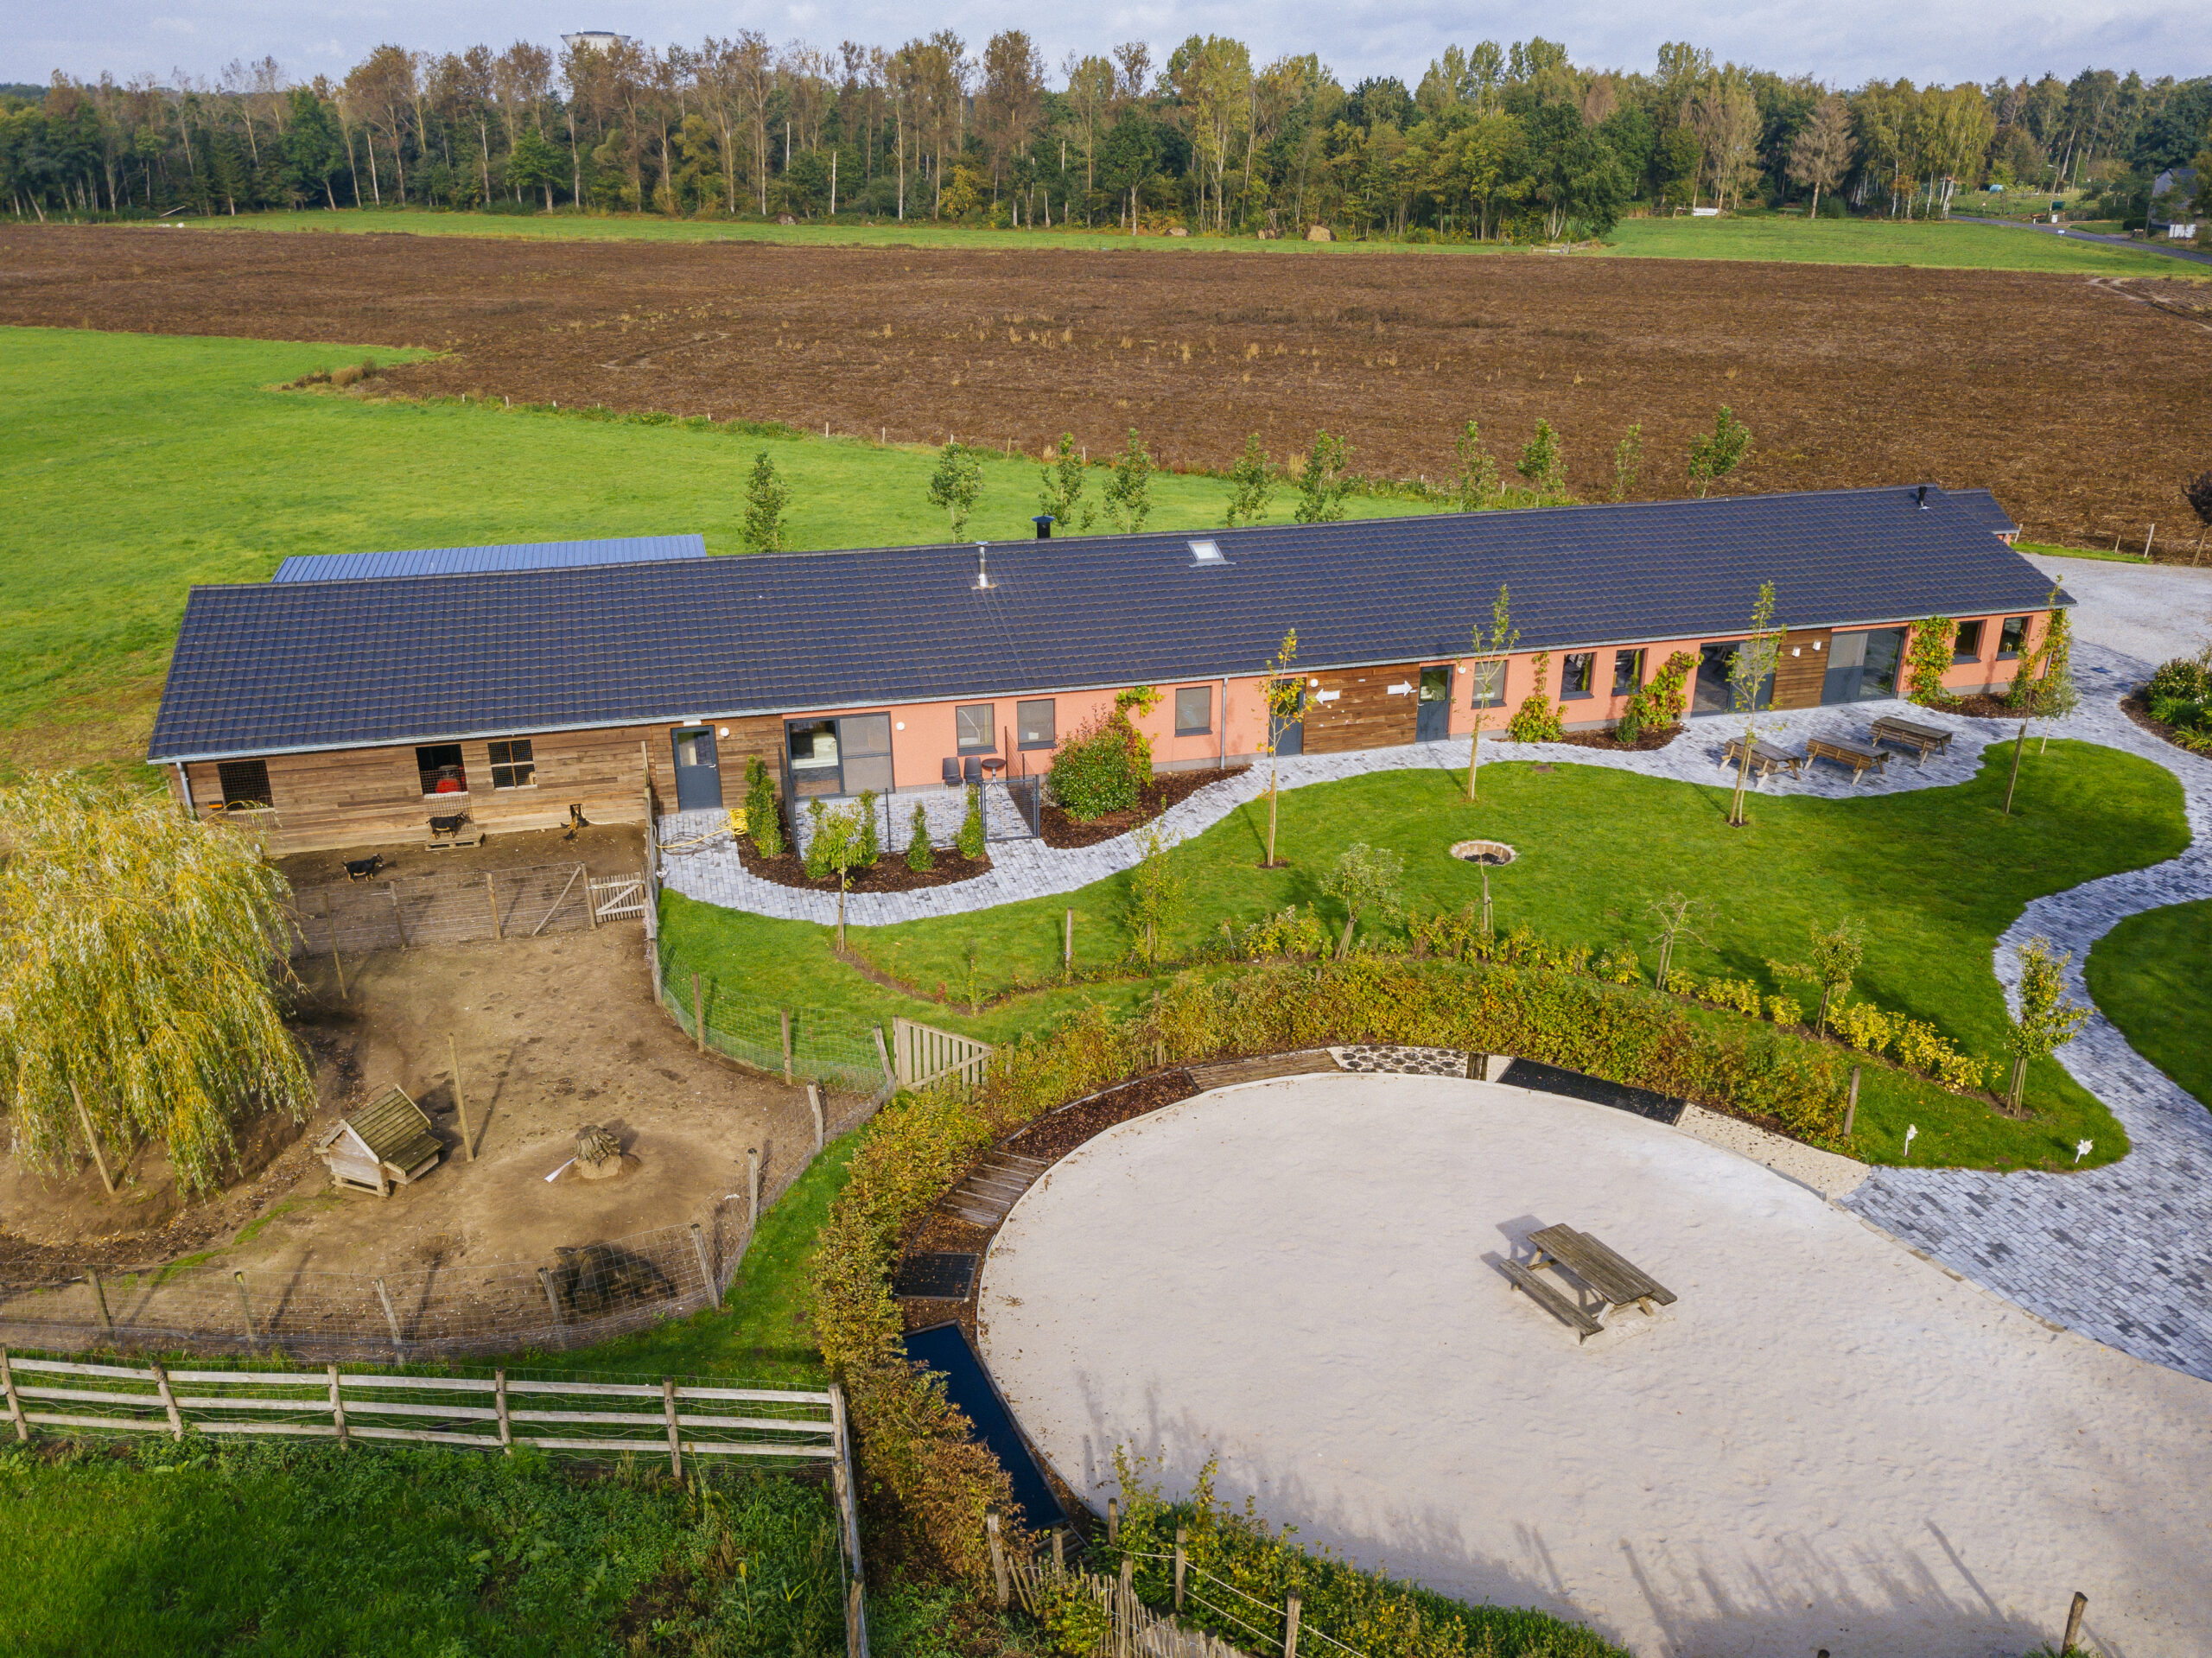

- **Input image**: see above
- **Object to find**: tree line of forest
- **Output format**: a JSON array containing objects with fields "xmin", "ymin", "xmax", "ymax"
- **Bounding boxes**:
[{"xmin": 3, "ymin": 36, "xmax": 2209, "ymax": 241}]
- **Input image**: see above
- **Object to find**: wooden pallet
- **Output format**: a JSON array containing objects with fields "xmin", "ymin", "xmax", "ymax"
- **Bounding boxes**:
[
  {"xmin": 942, "ymin": 1150, "xmax": 1051, "ymax": 1229},
  {"xmin": 1185, "ymin": 1051, "xmax": 1341, "ymax": 1091}
]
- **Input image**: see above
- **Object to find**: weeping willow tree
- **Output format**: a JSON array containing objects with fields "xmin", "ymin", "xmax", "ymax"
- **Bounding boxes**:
[{"xmin": 0, "ymin": 776, "xmax": 314, "ymax": 1194}]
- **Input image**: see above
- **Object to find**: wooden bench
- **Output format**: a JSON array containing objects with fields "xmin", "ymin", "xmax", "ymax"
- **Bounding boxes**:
[
  {"xmin": 1719, "ymin": 735, "xmax": 1803, "ymax": 781},
  {"xmin": 1529, "ymin": 1225, "xmax": 1677, "ymax": 1316},
  {"xmin": 1870, "ymin": 715, "xmax": 1955, "ymax": 767},
  {"xmin": 1499, "ymin": 1258, "xmax": 1605, "ymax": 1341},
  {"xmin": 1804, "ymin": 735, "xmax": 1890, "ymax": 785}
]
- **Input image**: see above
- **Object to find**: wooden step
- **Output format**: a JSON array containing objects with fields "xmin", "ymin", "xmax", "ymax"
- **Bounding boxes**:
[{"xmin": 1187, "ymin": 1051, "xmax": 1340, "ymax": 1091}]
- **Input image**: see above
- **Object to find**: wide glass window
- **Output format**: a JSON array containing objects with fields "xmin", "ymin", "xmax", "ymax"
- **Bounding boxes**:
[
  {"xmin": 217, "ymin": 759, "xmax": 271, "ymax": 810},
  {"xmin": 1016, "ymin": 699, "xmax": 1056, "ymax": 747},
  {"xmin": 1997, "ymin": 616, "xmax": 2030, "ymax": 660},
  {"xmin": 1953, "ymin": 619, "xmax": 1985, "ymax": 663},
  {"xmin": 1174, "ymin": 684, "xmax": 1212, "ymax": 735},
  {"xmin": 1612, "ymin": 649, "xmax": 1646, "ymax": 696},
  {"xmin": 956, "ymin": 703, "xmax": 995, "ymax": 751},
  {"xmin": 1468, "ymin": 660, "xmax": 1506, "ymax": 708},
  {"xmin": 1560, "ymin": 652, "xmax": 1595, "ymax": 698},
  {"xmin": 488, "ymin": 739, "xmax": 536, "ymax": 789},
  {"xmin": 1859, "ymin": 628, "xmax": 1905, "ymax": 699},
  {"xmin": 416, "ymin": 743, "xmax": 467, "ymax": 795}
]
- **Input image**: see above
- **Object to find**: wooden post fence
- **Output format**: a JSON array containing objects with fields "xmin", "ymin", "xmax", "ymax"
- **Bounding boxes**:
[
  {"xmin": 233, "ymin": 1271, "xmax": 258, "ymax": 1352},
  {"xmin": 70, "ymin": 1082, "xmax": 115, "ymax": 1196},
  {"xmin": 782, "ymin": 1007, "xmax": 794, "ymax": 1084},
  {"xmin": 1284, "ymin": 1591, "xmax": 1302, "ymax": 1658},
  {"xmin": 373, "ymin": 1277, "xmax": 404, "ymax": 1359},
  {"xmin": 808, "ymin": 1083, "xmax": 824, "ymax": 1153},
  {"xmin": 451, "ymin": 1034, "xmax": 476, "ymax": 1162},
  {"xmin": 327, "ymin": 1363, "xmax": 349, "ymax": 1445},
  {"xmin": 486, "ymin": 872, "xmax": 502, "ymax": 940},
  {"xmin": 85, "ymin": 1268, "xmax": 112, "ymax": 1333},
  {"xmin": 689, "ymin": 1222, "xmax": 716, "ymax": 1300}
]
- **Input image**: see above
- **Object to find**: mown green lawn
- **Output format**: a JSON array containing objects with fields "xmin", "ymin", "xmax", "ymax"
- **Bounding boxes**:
[
  {"xmin": 163, "ymin": 204, "xmax": 2202, "ymax": 276},
  {"xmin": 662, "ymin": 737, "xmax": 2187, "ymax": 1172},
  {"xmin": 2086, "ymin": 898, "xmax": 2212, "ymax": 1113},
  {"xmin": 0, "ymin": 325, "xmax": 1432, "ymax": 776}
]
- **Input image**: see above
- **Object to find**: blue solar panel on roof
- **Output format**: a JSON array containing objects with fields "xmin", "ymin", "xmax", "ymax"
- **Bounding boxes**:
[
  {"xmin": 153, "ymin": 486, "xmax": 2060, "ymax": 762},
  {"xmin": 270, "ymin": 535, "xmax": 707, "ymax": 582}
]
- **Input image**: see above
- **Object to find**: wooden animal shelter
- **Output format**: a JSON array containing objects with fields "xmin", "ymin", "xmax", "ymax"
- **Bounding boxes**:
[{"xmin": 315, "ymin": 1086, "xmax": 444, "ymax": 1197}]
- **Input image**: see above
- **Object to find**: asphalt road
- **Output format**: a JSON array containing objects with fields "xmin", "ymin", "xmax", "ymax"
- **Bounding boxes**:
[{"xmin": 1955, "ymin": 214, "xmax": 2212, "ymax": 269}]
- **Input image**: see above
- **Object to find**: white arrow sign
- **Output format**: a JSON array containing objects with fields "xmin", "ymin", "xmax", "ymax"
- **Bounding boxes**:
[{"xmin": 1386, "ymin": 681, "xmax": 1414, "ymax": 696}]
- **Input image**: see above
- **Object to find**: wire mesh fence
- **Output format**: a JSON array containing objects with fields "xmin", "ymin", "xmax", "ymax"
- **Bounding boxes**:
[
  {"xmin": 285, "ymin": 861, "xmax": 604, "ymax": 957},
  {"xmin": 657, "ymin": 935, "xmax": 895, "ymax": 1097}
]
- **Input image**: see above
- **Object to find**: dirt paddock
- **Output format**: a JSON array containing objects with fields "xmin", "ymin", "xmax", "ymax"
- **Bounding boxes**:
[
  {"xmin": 0, "ymin": 918, "xmax": 818, "ymax": 1286},
  {"xmin": 3, "ymin": 225, "xmax": 2208, "ymax": 543}
]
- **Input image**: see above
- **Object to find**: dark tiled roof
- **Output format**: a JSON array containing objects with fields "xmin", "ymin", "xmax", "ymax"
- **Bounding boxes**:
[
  {"xmin": 149, "ymin": 486, "xmax": 2068, "ymax": 762},
  {"xmin": 1945, "ymin": 488, "xmax": 2020, "ymax": 538},
  {"xmin": 272, "ymin": 534, "xmax": 705, "ymax": 582}
]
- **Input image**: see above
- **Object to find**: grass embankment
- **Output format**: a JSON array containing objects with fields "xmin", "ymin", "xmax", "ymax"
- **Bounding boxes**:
[
  {"xmin": 2086, "ymin": 898, "xmax": 2212, "ymax": 1112},
  {"xmin": 669, "ymin": 738, "xmax": 2187, "ymax": 1171},
  {"xmin": 0, "ymin": 1436, "xmax": 843, "ymax": 1658},
  {"xmin": 155, "ymin": 204, "xmax": 2203, "ymax": 275},
  {"xmin": 0, "ymin": 325, "xmax": 1435, "ymax": 776}
]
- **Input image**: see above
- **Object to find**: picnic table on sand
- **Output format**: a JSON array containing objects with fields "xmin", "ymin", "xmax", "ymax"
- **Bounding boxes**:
[
  {"xmin": 1870, "ymin": 715, "xmax": 1955, "ymax": 766},
  {"xmin": 1804, "ymin": 734, "xmax": 1891, "ymax": 785},
  {"xmin": 1719, "ymin": 735, "xmax": 1803, "ymax": 781},
  {"xmin": 1499, "ymin": 1224, "xmax": 1676, "ymax": 1343}
]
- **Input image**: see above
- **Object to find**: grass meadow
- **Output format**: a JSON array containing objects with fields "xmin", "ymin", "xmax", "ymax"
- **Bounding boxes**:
[
  {"xmin": 159, "ymin": 202, "xmax": 2205, "ymax": 276},
  {"xmin": 2086, "ymin": 897, "xmax": 2212, "ymax": 1113}
]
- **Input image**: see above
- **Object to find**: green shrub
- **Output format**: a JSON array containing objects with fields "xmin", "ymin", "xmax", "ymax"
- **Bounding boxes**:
[
  {"xmin": 1614, "ymin": 648, "xmax": 1697, "ymax": 740},
  {"xmin": 956, "ymin": 786, "xmax": 987, "ymax": 861},
  {"xmin": 1701, "ymin": 976, "xmax": 1764, "ymax": 1017},
  {"xmin": 1049, "ymin": 710, "xmax": 1149, "ymax": 820},
  {"xmin": 1767, "ymin": 994, "xmax": 1802, "ymax": 1026},
  {"xmin": 2148, "ymin": 694, "xmax": 2205, "ymax": 730},
  {"xmin": 743, "ymin": 757, "xmax": 785, "ymax": 858},
  {"xmin": 855, "ymin": 791, "xmax": 881, "ymax": 867},
  {"xmin": 1893, "ymin": 1018, "xmax": 1989, "ymax": 1092},
  {"xmin": 1506, "ymin": 651, "xmax": 1567, "ymax": 743},
  {"xmin": 1240, "ymin": 904, "xmax": 1333, "ymax": 960},
  {"xmin": 1831, "ymin": 999, "xmax": 1892, "ymax": 1056},
  {"xmin": 906, "ymin": 803, "xmax": 934, "ymax": 873},
  {"xmin": 803, "ymin": 800, "xmax": 832, "ymax": 879},
  {"xmin": 1906, "ymin": 616, "xmax": 1959, "ymax": 708},
  {"xmin": 2145, "ymin": 654, "xmax": 2210, "ymax": 704}
]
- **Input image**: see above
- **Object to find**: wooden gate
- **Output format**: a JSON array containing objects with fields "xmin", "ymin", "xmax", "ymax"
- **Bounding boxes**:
[
  {"xmin": 590, "ymin": 875, "xmax": 647, "ymax": 922},
  {"xmin": 891, "ymin": 1017, "xmax": 994, "ymax": 1093}
]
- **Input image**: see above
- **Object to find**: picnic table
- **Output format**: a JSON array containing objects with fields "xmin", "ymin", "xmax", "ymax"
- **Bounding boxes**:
[
  {"xmin": 1499, "ymin": 1224, "xmax": 1676, "ymax": 1343},
  {"xmin": 1719, "ymin": 735, "xmax": 1803, "ymax": 781},
  {"xmin": 1870, "ymin": 715, "xmax": 1955, "ymax": 766},
  {"xmin": 1804, "ymin": 734, "xmax": 1891, "ymax": 785}
]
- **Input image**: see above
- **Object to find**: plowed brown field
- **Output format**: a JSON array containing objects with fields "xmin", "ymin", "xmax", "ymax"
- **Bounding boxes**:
[{"xmin": 5, "ymin": 225, "xmax": 2208, "ymax": 546}]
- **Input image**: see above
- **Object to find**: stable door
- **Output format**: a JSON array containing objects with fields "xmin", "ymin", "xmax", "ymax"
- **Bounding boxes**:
[{"xmin": 671, "ymin": 727, "xmax": 722, "ymax": 810}]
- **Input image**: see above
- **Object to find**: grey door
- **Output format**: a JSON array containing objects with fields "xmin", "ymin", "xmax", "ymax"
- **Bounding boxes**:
[
  {"xmin": 1693, "ymin": 643, "xmax": 1736, "ymax": 715},
  {"xmin": 1270, "ymin": 687, "xmax": 1305, "ymax": 756},
  {"xmin": 1416, "ymin": 665, "xmax": 1452, "ymax": 741},
  {"xmin": 839, "ymin": 714, "xmax": 894, "ymax": 795},
  {"xmin": 1821, "ymin": 628, "xmax": 1907, "ymax": 704},
  {"xmin": 671, "ymin": 727, "xmax": 721, "ymax": 810}
]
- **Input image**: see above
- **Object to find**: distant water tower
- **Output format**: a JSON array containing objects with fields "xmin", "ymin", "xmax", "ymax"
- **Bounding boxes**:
[{"xmin": 561, "ymin": 31, "xmax": 636, "ymax": 52}]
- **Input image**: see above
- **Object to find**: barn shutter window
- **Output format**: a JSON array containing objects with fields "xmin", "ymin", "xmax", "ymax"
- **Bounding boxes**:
[
  {"xmin": 216, "ymin": 759, "xmax": 272, "ymax": 810},
  {"xmin": 488, "ymin": 740, "xmax": 536, "ymax": 789}
]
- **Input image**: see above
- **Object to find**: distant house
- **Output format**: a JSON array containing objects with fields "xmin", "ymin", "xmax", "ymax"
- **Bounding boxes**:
[
  {"xmin": 149, "ymin": 486, "xmax": 2065, "ymax": 854},
  {"xmin": 2151, "ymin": 167, "xmax": 2199, "ymax": 239},
  {"xmin": 560, "ymin": 30, "xmax": 636, "ymax": 54}
]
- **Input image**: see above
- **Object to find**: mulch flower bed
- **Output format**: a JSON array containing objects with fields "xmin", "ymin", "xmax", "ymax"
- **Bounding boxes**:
[
  {"xmin": 732, "ymin": 821, "xmax": 991, "ymax": 893},
  {"xmin": 1039, "ymin": 765, "xmax": 1249, "ymax": 849},
  {"xmin": 2120, "ymin": 694, "xmax": 2209, "ymax": 758},
  {"xmin": 1547, "ymin": 723, "xmax": 1683, "ymax": 753}
]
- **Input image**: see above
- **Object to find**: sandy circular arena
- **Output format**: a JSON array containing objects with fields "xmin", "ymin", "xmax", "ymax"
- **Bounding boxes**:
[{"xmin": 977, "ymin": 1074, "xmax": 2212, "ymax": 1658}]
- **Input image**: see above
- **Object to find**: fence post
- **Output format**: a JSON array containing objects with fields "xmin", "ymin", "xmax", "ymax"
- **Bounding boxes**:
[
  {"xmin": 537, "ymin": 1267, "xmax": 565, "ymax": 1329},
  {"xmin": 807, "ymin": 1083, "xmax": 824, "ymax": 1153},
  {"xmin": 485, "ymin": 872, "xmax": 502, "ymax": 941},
  {"xmin": 149, "ymin": 1359, "xmax": 185, "ymax": 1441},
  {"xmin": 874, "ymin": 1026, "xmax": 896, "ymax": 1091},
  {"xmin": 689, "ymin": 1221, "xmax": 718, "ymax": 1304},
  {"xmin": 988, "ymin": 1512, "xmax": 1010, "ymax": 1608},
  {"xmin": 389, "ymin": 880, "xmax": 408, "ymax": 949},
  {"xmin": 1107, "ymin": 1496, "xmax": 1118, "ymax": 1546},
  {"xmin": 1174, "ymin": 1527, "xmax": 1187, "ymax": 1610},
  {"xmin": 1284, "ymin": 1591, "xmax": 1301, "ymax": 1658},
  {"xmin": 1052, "ymin": 1528, "xmax": 1065, "ymax": 1579},
  {"xmin": 0, "ymin": 1349, "xmax": 26, "ymax": 1442},
  {"xmin": 2061, "ymin": 1591, "xmax": 2088, "ymax": 1654},
  {"xmin": 324, "ymin": 888, "xmax": 347, "ymax": 999},
  {"xmin": 85, "ymin": 1267, "xmax": 112, "ymax": 1334},
  {"xmin": 71, "ymin": 1081, "xmax": 115, "ymax": 1196},
  {"xmin": 233, "ymin": 1271, "xmax": 258, "ymax": 1353},
  {"xmin": 747, "ymin": 1147, "xmax": 761, "ymax": 1233},
  {"xmin": 494, "ymin": 1368, "xmax": 512, "ymax": 1454},
  {"xmin": 451, "ymin": 1033, "xmax": 476, "ymax": 1162},
  {"xmin": 661, "ymin": 1377, "xmax": 683, "ymax": 1479},
  {"xmin": 1065, "ymin": 907, "xmax": 1073, "ymax": 975},
  {"xmin": 1845, "ymin": 1065, "xmax": 1861, "ymax": 1138},
  {"xmin": 373, "ymin": 1277, "xmax": 405, "ymax": 1360},
  {"xmin": 782, "ymin": 1007, "xmax": 794, "ymax": 1085},
  {"xmin": 693, "ymin": 973, "xmax": 706, "ymax": 1053}
]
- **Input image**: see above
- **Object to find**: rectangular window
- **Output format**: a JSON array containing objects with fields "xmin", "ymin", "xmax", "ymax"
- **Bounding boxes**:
[
  {"xmin": 216, "ymin": 758, "xmax": 271, "ymax": 810},
  {"xmin": 1560, "ymin": 652, "xmax": 1595, "ymax": 699},
  {"xmin": 487, "ymin": 739, "xmax": 536, "ymax": 790},
  {"xmin": 1174, "ymin": 684, "xmax": 1213, "ymax": 735},
  {"xmin": 1611, "ymin": 649, "xmax": 1646, "ymax": 697},
  {"xmin": 1016, "ymin": 699, "xmax": 1056, "ymax": 748},
  {"xmin": 1997, "ymin": 616, "xmax": 2030, "ymax": 660},
  {"xmin": 1469, "ymin": 659, "xmax": 1506, "ymax": 708},
  {"xmin": 955, "ymin": 703, "xmax": 995, "ymax": 751},
  {"xmin": 416, "ymin": 743, "xmax": 467, "ymax": 796},
  {"xmin": 1952, "ymin": 619, "xmax": 1986, "ymax": 663}
]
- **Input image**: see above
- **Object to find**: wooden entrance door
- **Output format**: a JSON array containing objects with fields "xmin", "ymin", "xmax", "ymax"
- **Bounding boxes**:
[{"xmin": 1304, "ymin": 665, "xmax": 1421, "ymax": 753}]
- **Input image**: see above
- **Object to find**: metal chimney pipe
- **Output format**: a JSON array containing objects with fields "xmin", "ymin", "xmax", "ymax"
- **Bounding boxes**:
[{"xmin": 1033, "ymin": 514, "xmax": 1054, "ymax": 539}]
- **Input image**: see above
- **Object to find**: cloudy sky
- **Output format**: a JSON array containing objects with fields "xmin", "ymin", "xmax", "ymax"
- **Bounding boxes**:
[{"xmin": 11, "ymin": 0, "xmax": 2210, "ymax": 92}]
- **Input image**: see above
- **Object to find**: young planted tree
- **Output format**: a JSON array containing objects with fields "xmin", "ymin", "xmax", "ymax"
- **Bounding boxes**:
[
  {"xmin": 742, "ymin": 450, "xmax": 791, "ymax": 552},
  {"xmin": 743, "ymin": 757, "xmax": 785, "ymax": 857},
  {"xmin": 1611, "ymin": 423, "xmax": 1643, "ymax": 502},
  {"xmin": 0, "ymin": 776, "xmax": 315, "ymax": 1194},
  {"xmin": 1688, "ymin": 406, "xmax": 1753, "ymax": 497},
  {"xmin": 804, "ymin": 797, "xmax": 875, "ymax": 948},
  {"xmin": 1127, "ymin": 823, "xmax": 1188, "ymax": 969},
  {"xmin": 1294, "ymin": 431, "xmax": 1352, "ymax": 524},
  {"xmin": 1224, "ymin": 435, "xmax": 1276, "ymax": 527},
  {"xmin": 1769, "ymin": 918, "xmax": 1865, "ymax": 1036},
  {"xmin": 927, "ymin": 439, "xmax": 983, "ymax": 539},
  {"xmin": 906, "ymin": 801, "xmax": 934, "ymax": 872},
  {"xmin": 1453, "ymin": 419, "xmax": 1499, "ymax": 511},
  {"xmin": 956, "ymin": 785, "xmax": 988, "ymax": 861},
  {"xmin": 1323, "ymin": 842, "xmax": 1405, "ymax": 959},
  {"xmin": 1725, "ymin": 580, "xmax": 1783, "ymax": 829},
  {"xmin": 1643, "ymin": 892, "xmax": 1707, "ymax": 992},
  {"xmin": 1103, "ymin": 428, "xmax": 1155, "ymax": 534},
  {"xmin": 1516, "ymin": 419, "xmax": 1567, "ymax": 499},
  {"xmin": 2004, "ymin": 935, "xmax": 2088, "ymax": 1113},
  {"xmin": 1037, "ymin": 432, "xmax": 1097, "ymax": 532},
  {"xmin": 1259, "ymin": 628, "xmax": 1301, "ymax": 867},
  {"xmin": 1465, "ymin": 583, "xmax": 1519, "ymax": 801}
]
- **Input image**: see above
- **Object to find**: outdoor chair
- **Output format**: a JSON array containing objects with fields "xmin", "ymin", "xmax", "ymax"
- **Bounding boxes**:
[
  {"xmin": 941, "ymin": 757, "xmax": 962, "ymax": 787},
  {"xmin": 962, "ymin": 756, "xmax": 984, "ymax": 786}
]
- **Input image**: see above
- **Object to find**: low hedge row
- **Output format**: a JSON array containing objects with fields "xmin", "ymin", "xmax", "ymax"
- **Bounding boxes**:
[{"xmin": 810, "ymin": 958, "xmax": 1850, "ymax": 1604}]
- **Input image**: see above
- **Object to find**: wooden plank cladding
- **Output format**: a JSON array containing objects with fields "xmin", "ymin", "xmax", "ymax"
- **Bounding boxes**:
[
  {"xmin": 1771, "ymin": 628, "xmax": 1834, "ymax": 710},
  {"xmin": 178, "ymin": 722, "xmax": 672, "ymax": 854},
  {"xmin": 1302, "ymin": 664, "xmax": 1421, "ymax": 754}
]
